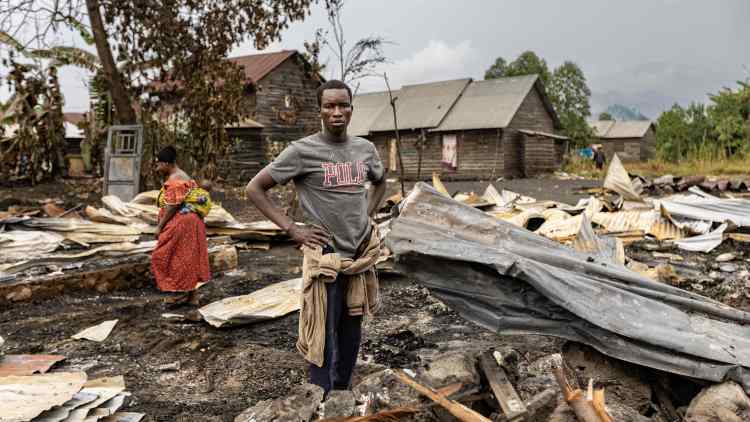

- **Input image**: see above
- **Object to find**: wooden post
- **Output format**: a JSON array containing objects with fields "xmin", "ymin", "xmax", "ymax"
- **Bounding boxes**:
[
  {"xmin": 417, "ymin": 129, "xmax": 426, "ymax": 181},
  {"xmin": 479, "ymin": 352, "xmax": 527, "ymax": 421},
  {"xmin": 383, "ymin": 73, "xmax": 406, "ymax": 197}
]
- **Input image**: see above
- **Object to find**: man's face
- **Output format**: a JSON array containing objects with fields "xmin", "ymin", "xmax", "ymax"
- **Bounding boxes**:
[{"xmin": 319, "ymin": 88, "xmax": 352, "ymax": 137}]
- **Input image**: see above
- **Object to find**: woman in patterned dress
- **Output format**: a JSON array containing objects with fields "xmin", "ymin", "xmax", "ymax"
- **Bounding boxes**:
[{"xmin": 151, "ymin": 146, "xmax": 212, "ymax": 306}]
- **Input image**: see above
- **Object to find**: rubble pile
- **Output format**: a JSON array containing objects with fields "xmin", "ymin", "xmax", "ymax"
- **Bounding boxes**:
[
  {"xmin": 0, "ymin": 190, "xmax": 291, "ymax": 303},
  {"xmin": 233, "ymin": 345, "xmax": 750, "ymax": 421}
]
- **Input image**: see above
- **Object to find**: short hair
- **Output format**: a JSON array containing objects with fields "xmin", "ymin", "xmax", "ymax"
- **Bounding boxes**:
[
  {"xmin": 157, "ymin": 145, "xmax": 177, "ymax": 164},
  {"xmin": 316, "ymin": 80, "xmax": 352, "ymax": 107}
]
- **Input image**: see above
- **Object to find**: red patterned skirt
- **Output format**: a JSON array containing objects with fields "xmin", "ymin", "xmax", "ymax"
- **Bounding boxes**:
[{"xmin": 151, "ymin": 211, "xmax": 210, "ymax": 292}]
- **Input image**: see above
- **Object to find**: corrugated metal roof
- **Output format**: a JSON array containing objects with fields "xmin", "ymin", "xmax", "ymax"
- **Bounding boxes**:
[
  {"xmin": 432, "ymin": 75, "xmax": 538, "ymax": 132},
  {"xmin": 349, "ymin": 90, "xmax": 397, "ymax": 137},
  {"xmin": 369, "ymin": 78, "xmax": 471, "ymax": 132},
  {"xmin": 229, "ymin": 50, "xmax": 297, "ymax": 84},
  {"xmin": 591, "ymin": 120, "xmax": 653, "ymax": 139}
]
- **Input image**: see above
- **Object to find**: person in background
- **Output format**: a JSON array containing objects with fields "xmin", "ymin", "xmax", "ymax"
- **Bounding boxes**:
[
  {"xmin": 593, "ymin": 145, "xmax": 606, "ymax": 171},
  {"xmin": 151, "ymin": 146, "xmax": 212, "ymax": 306},
  {"xmin": 245, "ymin": 80, "xmax": 386, "ymax": 394}
]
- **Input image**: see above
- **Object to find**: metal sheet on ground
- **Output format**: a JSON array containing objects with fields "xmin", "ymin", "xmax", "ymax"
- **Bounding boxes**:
[
  {"xmin": 61, "ymin": 376, "xmax": 126, "ymax": 422},
  {"xmin": 72, "ymin": 320, "xmax": 119, "ymax": 342},
  {"xmin": 101, "ymin": 413, "xmax": 144, "ymax": 422},
  {"xmin": 0, "ymin": 372, "xmax": 87, "ymax": 422},
  {"xmin": 0, "ymin": 354, "xmax": 65, "ymax": 376},
  {"xmin": 34, "ymin": 392, "xmax": 100, "ymax": 422},
  {"xmin": 200, "ymin": 278, "xmax": 303, "ymax": 328},
  {"xmin": 387, "ymin": 183, "xmax": 750, "ymax": 392}
]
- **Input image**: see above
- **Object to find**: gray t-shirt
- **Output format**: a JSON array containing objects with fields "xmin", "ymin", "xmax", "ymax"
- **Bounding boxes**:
[{"xmin": 268, "ymin": 132, "xmax": 385, "ymax": 258}]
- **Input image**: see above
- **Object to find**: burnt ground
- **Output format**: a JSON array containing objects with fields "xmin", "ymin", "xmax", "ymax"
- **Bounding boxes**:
[
  {"xmin": 0, "ymin": 177, "xmax": 576, "ymax": 420},
  {"xmin": 0, "ymin": 244, "xmax": 560, "ymax": 421},
  {"xmin": 10, "ymin": 175, "xmax": 745, "ymax": 421}
]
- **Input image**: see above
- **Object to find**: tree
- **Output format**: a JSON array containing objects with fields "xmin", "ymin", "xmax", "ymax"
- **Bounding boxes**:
[
  {"xmin": 598, "ymin": 112, "xmax": 614, "ymax": 121},
  {"xmin": 548, "ymin": 61, "xmax": 593, "ymax": 147},
  {"xmin": 484, "ymin": 51, "xmax": 550, "ymax": 85},
  {"xmin": 655, "ymin": 104, "xmax": 691, "ymax": 161},
  {"xmin": 2, "ymin": 0, "xmax": 318, "ymax": 178},
  {"xmin": 655, "ymin": 82, "xmax": 749, "ymax": 161},
  {"xmin": 484, "ymin": 57, "xmax": 508, "ymax": 80},
  {"xmin": 0, "ymin": 58, "xmax": 66, "ymax": 183},
  {"xmin": 708, "ymin": 82, "xmax": 750, "ymax": 156},
  {"xmin": 317, "ymin": 0, "xmax": 389, "ymax": 84}
]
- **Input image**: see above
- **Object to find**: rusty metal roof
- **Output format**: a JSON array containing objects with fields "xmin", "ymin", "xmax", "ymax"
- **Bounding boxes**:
[
  {"xmin": 591, "ymin": 120, "xmax": 653, "ymax": 139},
  {"xmin": 0, "ymin": 354, "xmax": 66, "ymax": 376},
  {"xmin": 369, "ymin": 78, "xmax": 471, "ymax": 132},
  {"xmin": 349, "ymin": 90, "xmax": 398, "ymax": 137},
  {"xmin": 229, "ymin": 50, "xmax": 297, "ymax": 84},
  {"xmin": 432, "ymin": 75, "xmax": 539, "ymax": 132}
]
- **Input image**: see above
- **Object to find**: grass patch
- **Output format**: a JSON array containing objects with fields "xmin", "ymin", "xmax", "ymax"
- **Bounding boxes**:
[
  {"xmin": 562, "ymin": 154, "xmax": 750, "ymax": 179},
  {"xmin": 626, "ymin": 157, "xmax": 750, "ymax": 177}
]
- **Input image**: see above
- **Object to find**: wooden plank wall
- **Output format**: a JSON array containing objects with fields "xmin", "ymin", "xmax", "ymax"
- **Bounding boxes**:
[
  {"xmin": 223, "ymin": 127, "xmax": 265, "ymax": 182},
  {"xmin": 368, "ymin": 129, "xmax": 503, "ymax": 181},
  {"xmin": 522, "ymin": 134, "xmax": 558, "ymax": 176},
  {"xmin": 601, "ymin": 138, "xmax": 642, "ymax": 162},
  {"xmin": 506, "ymin": 84, "xmax": 557, "ymax": 178}
]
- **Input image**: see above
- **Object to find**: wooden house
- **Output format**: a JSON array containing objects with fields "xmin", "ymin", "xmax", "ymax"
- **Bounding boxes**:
[{"xmin": 350, "ymin": 75, "xmax": 567, "ymax": 180}]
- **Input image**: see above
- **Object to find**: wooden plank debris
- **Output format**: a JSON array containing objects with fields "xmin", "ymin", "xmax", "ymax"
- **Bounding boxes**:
[
  {"xmin": 393, "ymin": 369, "xmax": 492, "ymax": 422},
  {"xmin": 479, "ymin": 352, "xmax": 527, "ymax": 421},
  {"xmin": 552, "ymin": 366, "xmax": 613, "ymax": 422}
]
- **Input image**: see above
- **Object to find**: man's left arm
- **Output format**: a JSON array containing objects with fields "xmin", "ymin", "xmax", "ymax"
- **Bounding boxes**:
[{"xmin": 367, "ymin": 178, "xmax": 386, "ymax": 217}]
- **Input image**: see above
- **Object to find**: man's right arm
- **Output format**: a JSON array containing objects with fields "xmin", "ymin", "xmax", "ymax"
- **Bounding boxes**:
[{"xmin": 245, "ymin": 168, "xmax": 330, "ymax": 248}]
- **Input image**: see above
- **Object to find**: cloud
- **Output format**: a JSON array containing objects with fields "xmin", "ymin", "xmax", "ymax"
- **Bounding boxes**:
[
  {"xmin": 356, "ymin": 40, "xmax": 477, "ymax": 92},
  {"xmin": 589, "ymin": 61, "xmax": 746, "ymax": 118}
]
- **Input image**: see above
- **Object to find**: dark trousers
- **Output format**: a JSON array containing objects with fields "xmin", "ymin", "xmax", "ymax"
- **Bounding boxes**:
[{"xmin": 309, "ymin": 276, "xmax": 363, "ymax": 393}]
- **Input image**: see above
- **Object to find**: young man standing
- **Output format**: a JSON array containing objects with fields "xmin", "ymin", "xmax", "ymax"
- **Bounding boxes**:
[{"xmin": 245, "ymin": 80, "xmax": 386, "ymax": 393}]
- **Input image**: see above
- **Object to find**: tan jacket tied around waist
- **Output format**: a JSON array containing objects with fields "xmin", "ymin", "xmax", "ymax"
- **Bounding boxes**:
[{"xmin": 297, "ymin": 223, "xmax": 381, "ymax": 367}]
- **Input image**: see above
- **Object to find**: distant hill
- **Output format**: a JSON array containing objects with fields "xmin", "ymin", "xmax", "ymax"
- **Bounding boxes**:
[{"xmin": 605, "ymin": 104, "xmax": 649, "ymax": 121}]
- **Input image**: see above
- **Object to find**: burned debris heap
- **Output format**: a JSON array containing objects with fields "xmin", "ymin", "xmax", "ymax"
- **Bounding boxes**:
[{"xmin": 4, "ymin": 153, "xmax": 750, "ymax": 420}]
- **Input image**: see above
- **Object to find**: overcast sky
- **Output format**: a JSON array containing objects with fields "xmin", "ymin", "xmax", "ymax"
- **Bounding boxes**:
[{"xmin": 11, "ymin": 0, "xmax": 750, "ymax": 119}]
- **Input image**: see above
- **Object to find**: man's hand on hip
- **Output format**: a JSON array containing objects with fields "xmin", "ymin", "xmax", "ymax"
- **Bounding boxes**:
[{"xmin": 288, "ymin": 224, "xmax": 331, "ymax": 249}]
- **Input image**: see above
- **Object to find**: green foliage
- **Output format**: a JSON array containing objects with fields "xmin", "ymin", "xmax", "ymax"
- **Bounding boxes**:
[
  {"xmin": 656, "ymin": 81, "xmax": 750, "ymax": 161},
  {"xmin": 484, "ymin": 51, "xmax": 550, "ymax": 85},
  {"xmin": 548, "ymin": 61, "xmax": 593, "ymax": 148},
  {"xmin": 31, "ymin": 46, "xmax": 101, "ymax": 72},
  {"xmin": 484, "ymin": 57, "xmax": 508, "ymax": 80},
  {"xmin": 486, "ymin": 52, "xmax": 592, "ymax": 147},
  {"xmin": 598, "ymin": 112, "xmax": 614, "ymax": 121},
  {"xmin": 2, "ymin": 0, "xmax": 318, "ymax": 180}
]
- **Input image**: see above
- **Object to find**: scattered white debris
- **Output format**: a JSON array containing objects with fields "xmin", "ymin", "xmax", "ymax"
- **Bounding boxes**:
[{"xmin": 72, "ymin": 320, "xmax": 119, "ymax": 342}]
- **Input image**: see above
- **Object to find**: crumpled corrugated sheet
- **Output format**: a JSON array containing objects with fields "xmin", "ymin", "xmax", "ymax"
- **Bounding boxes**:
[{"xmin": 387, "ymin": 182, "xmax": 750, "ymax": 392}]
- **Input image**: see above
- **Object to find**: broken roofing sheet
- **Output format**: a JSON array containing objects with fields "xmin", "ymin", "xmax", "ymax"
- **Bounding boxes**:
[
  {"xmin": 660, "ymin": 194, "xmax": 750, "ymax": 227},
  {"xmin": 387, "ymin": 182, "xmax": 750, "ymax": 391}
]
